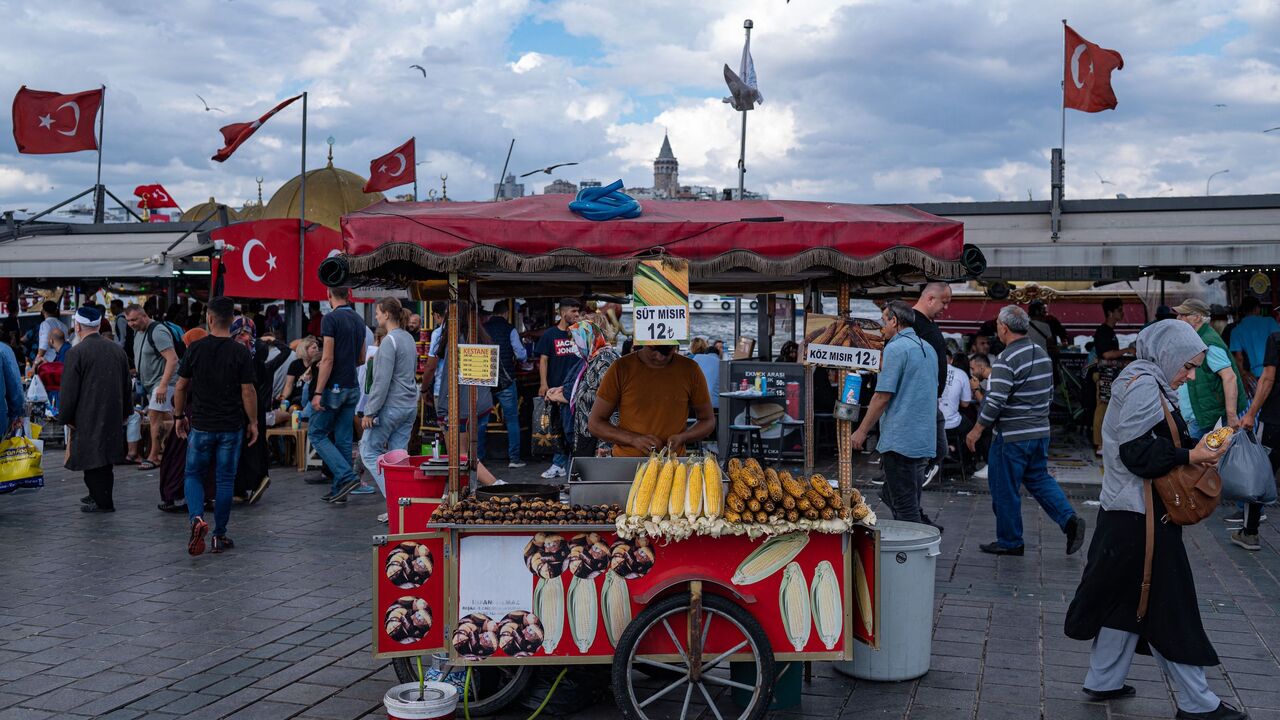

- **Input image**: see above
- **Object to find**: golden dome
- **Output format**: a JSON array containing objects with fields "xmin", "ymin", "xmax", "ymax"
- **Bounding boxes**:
[
  {"xmin": 239, "ymin": 202, "xmax": 264, "ymax": 221},
  {"xmin": 262, "ymin": 154, "xmax": 385, "ymax": 231},
  {"xmin": 181, "ymin": 197, "xmax": 241, "ymax": 223}
]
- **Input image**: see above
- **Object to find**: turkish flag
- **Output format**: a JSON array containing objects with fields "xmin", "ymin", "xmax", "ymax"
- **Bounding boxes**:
[
  {"xmin": 11, "ymin": 86, "xmax": 103, "ymax": 154},
  {"xmin": 364, "ymin": 137, "xmax": 415, "ymax": 193},
  {"xmin": 211, "ymin": 94, "xmax": 302, "ymax": 162},
  {"xmin": 134, "ymin": 184, "xmax": 180, "ymax": 209},
  {"xmin": 211, "ymin": 219, "xmax": 345, "ymax": 302},
  {"xmin": 1064, "ymin": 25, "xmax": 1124, "ymax": 113}
]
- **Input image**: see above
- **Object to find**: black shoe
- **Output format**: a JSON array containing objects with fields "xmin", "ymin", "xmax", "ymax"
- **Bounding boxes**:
[
  {"xmin": 1175, "ymin": 701, "xmax": 1248, "ymax": 719},
  {"xmin": 81, "ymin": 501, "xmax": 115, "ymax": 513},
  {"xmin": 156, "ymin": 501, "xmax": 187, "ymax": 513},
  {"xmin": 979, "ymin": 542, "xmax": 1024, "ymax": 556},
  {"xmin": 1065, "ymin": 515, "xmax": 1087, "ymax": 555},
  {"xmin": 330, "ymin": 495, "xmax": 348, "ymax": 505},
  {"xmin": 80, "ymin": 495, "xmax": 91, "ymax": 504},
  {"xmin": 304, "ymin": 474, "xmax": 328, "ymax": 485},
  {"xmin": 920, "ymin": 513, "xmax": 944, "ymax": 536},
  {"xmin": 1082, "ymin": 685, "xmax": 1135, "ymax": 700},
  {"xmin": 210, "ymin": 536, "xmax": 235, "ymax": 554},
  {"xmin": 327, "ymin": 479, "xmax": 360, "ymax": 503}
]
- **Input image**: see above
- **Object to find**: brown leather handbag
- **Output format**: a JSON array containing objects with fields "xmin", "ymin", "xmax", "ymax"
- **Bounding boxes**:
[{"xmin": 1137, "ymin": 395, "xmax": 1222, "ymax": 619}]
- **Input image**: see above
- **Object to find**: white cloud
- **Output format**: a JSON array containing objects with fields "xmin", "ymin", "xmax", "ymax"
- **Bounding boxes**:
[
  {"xmin": 511, "ymin": 52, "xmax": 546, "ymax": 74},
  {"xmin": 0, "ymin": 167, "xmax": 52, "ymax": 196}
]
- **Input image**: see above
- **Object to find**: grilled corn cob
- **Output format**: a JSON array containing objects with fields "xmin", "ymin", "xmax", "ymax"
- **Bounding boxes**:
[
  {"xmin": 630, "ymin": 452, "xmax": 661, "ymax": 516},
  {"xmin": 780, "ymin": 471, "xmax": 806, "ymax": 499},
  {"xmin": 533, "ymin": 576, "xmax": 565, "ymax": 654},
  {"xmin": 685, "ymin": 460, "xmax": 704, "ymax": 520},
  {"xmin": 804, "ymin": 488, "xmax": 827, "ymax": 510},
  {"xmin": 809, "ymin": 473, "xmax": 836, "ymax": 499},
  {"xmin": 765, "ymin": 468, "xmax": 784, "ymax": 502},
  {"xmin": 666, "ymin": 460, "xmax": 688, "ymax": 519},
  {"xmin": 753, "ymin": 485, "xmax": 769, "ymax": 503},
  {"xmin": 567, "ymin": 575, "xmax": 598, "ymax": 652},
  {"xmin": 732, "ymin": 533, "xmax": 810, "ymax": 585},
  {"xmin": 601, "ymin": 571, "xmax": 631, "ymax": 648},
  {"xmin": 747, "ymin": 499, "xmax": 761, "ymax": 513},
  {"xmin": 754, "ymin": 510, "xmax": 768, "ymax": 523},
  {"xmin": 811, "ymin": 560, "xmax": 842, "ymax": 650},
  {"xmin": 724, "ymin": 510, "xmax": 742, "ymax": 523},
  {"xmin": 727, "ymin": 457, "xmax": 743, "ymax": 477},
  {"xmin": 779, "ymin": 562, "xmax": 811, "ymax": 651},
  {"xmin": 730, "ymin": 474, "xmax": 751, "ymax": 499},
  {"xmin": 648, "ymin": 456, "xmax": 677, "ymax": 519},
  {"xmin": 726, "ymin": 494, "xmax": 746, "ymax": 513},
  {"xmin": 782, "ymin": 495, "xmax": 797, "ymax": 511},
  {"xmin": 744, "ymin": 458, "xmax": 764, "ymax": 487},
  {"xmin": 702, "ymin": 454, "xmax": 724, "ymax": 517}
]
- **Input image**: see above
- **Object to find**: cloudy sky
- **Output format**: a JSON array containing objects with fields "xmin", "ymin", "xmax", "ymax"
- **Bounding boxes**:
[{"xmin": 2, "ymin": 0, "xmax": 1279, "ymax": 211}]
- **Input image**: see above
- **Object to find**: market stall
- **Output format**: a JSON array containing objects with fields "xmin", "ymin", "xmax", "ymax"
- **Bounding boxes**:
[{"xmin": 328, "ymin": 194, "xmax": 976, "ymax": 719}]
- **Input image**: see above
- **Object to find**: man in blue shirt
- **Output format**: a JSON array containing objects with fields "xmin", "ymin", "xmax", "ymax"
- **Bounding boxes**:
[
  {"xmin": 1229, "ymin": 296, "xmax": 1279, "ymax": 392},
  {"xmin": 309, "ymin": 287, "xmax": 368, "ymax": 504},
  {"xmin": 852, "ymin": 300, "xmax": 938, "ymax": 525}
]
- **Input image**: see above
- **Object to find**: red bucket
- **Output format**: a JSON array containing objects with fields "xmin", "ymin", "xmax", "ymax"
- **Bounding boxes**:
[{"xmin": 381, "ymin": 455, "xmax": 463, "ymax": 534}]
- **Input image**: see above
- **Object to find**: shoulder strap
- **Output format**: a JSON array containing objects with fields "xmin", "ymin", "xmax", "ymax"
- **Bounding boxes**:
[
  {"xmin": 1138, "ymin": 479, "xmax": 1155, "ymax": 620},
  {"xmin": 1155, "ymin": 392, "xmax": 1182, "ymax": 449}
]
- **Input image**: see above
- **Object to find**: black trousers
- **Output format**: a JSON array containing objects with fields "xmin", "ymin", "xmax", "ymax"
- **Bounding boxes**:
[
  {"xmin": 84, "ymin": 465, "xmax": 115, "ymax": 509},
  {"xmin": 1244, "ymin": 422, "xmax": 1280, "ymax": 534}
]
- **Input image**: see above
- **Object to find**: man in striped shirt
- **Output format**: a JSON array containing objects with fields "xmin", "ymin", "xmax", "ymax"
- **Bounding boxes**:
[{"xmin": 966, "ymin": 305, "xmax": 1085, "ymax": 556}]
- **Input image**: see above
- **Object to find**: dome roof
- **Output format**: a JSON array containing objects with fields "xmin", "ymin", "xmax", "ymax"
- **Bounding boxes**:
[
  {"xmin": 263, "ymin": 155, "xmax": 385, "ymax": 230},
  {"xmin": 180, "ymin": 197, "xmax": 241, "ymax": 223},
  {"xmin": 238, "ymin": 202, "xmax": 264, "ymax": 222}
]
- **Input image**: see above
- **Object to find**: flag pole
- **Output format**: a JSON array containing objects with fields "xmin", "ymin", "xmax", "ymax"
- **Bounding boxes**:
[
  {"xmin": 737, "ymin": 19, "xmax": 753, "ymax": 201},
  {"xmin": 1060, "ymin": 19, "xmax": 1067, "ymax": 156},
  {"xmin": 298, "ymin": 91, "xmax": 308, "ymax": 311},
  {"xmin": 94, "ymin": 84, "xmax": 106, "ymax": 223}
]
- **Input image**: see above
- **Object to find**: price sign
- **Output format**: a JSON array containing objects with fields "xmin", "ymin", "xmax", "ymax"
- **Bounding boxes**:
[
  {"xmin": 805, "ymin": 343, "xmax": 881, "ymax": 371},
  {"xmin": 633, "ymin": 305, "xmax": 688, "ymax": 343},
  {"xmin": 457, "ymin": 344, "xmax": 499, "ymax": 387}
]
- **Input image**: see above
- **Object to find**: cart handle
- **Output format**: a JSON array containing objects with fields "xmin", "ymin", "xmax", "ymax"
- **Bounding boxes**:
[{"xmin": 633, "ymin": 575, "xmax": 756, "ymax": 606}]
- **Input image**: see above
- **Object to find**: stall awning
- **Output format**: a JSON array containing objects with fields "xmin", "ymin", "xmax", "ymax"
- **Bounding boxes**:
[
  {"xmin": 0, "ymin": 222, "xmax": 208, "ymax": 279},
  {"xmin": 337, "ymin": 196, "xmax": 972, "ymax": 290}
]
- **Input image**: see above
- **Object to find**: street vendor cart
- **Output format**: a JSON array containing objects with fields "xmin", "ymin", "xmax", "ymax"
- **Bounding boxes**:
[{"xmin": 327, "ymin": 194, "xmax": 976, "ymax": 719}]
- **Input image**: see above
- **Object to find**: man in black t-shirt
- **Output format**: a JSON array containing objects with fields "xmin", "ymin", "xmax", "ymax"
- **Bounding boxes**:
[
  {"xmin": 1090, "ymin": 298, "xmax": 1135, "ymax": 455},
  {"xmin": 174, "ymin": 297, "xmax": 257, "ymax": 556},
  {"xmin": 1237, "ymin": 330, "xmax": 1280, "ymax": 550},
  {"xmin": 911, "ymin": 282, "xmax": 952, "ymax": 495},
  {"xmin": 308, "ymin": 287, "xmax": 368, "ymax": 504},
  {"xmin": 533, "ymin": 298, "xmax": 582, "ymax": 479}
]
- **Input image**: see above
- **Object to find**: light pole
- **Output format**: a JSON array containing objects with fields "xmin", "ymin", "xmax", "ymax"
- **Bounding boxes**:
[{"xmin": 1206, "ymin": 169, "xmax": 1229, "ymax": 195}]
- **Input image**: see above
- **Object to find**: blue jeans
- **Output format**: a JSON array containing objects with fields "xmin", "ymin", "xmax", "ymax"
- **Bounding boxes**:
[
  {"xmin": 360, "ymin": 405, "xmax": 417, "ymax": 495},
  {"xmin": 477, "ymin": 412, "xmax": 490, "ymax": 461},
  {"xmin": 496, "ymin": 383, "xmax": 520, "ymax": 461},
  {"xmin": 309, "ymin": 386, "xmax": 361, "ymax": 495},
  {"xmin": 185, "ymin": 429, "xmax": 244, "ymax": 537},
  {"xmin": 987, "ymin": 434, "xmax": 1075, "ymax": 549},
  {"xmin": 552, "ymin": 404, "xmax": 569, "ymax": 469}
]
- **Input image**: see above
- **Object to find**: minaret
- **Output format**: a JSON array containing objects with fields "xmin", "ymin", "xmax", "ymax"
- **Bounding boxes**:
[{"xmin": 653, "ymin": 133, "xmax": 678, "ymax": 198}]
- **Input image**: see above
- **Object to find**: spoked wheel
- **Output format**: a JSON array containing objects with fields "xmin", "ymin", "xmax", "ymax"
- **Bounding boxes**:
[
  {"xmin": 612, "ymin": 592, "xmax": 775, "ymax": 720},
  {"xmin": 391, "ymin": 657, "xmax": 533, "ymax": 717}
]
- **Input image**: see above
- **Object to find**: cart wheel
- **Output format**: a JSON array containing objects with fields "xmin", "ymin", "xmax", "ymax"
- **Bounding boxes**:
[
  {"xmin": 612, "ymin": 592, "xmax": 774, "ymax": 720},
  {"xmin": 391, "ymin": 658, "xmax": 533, "ymax": 717}
]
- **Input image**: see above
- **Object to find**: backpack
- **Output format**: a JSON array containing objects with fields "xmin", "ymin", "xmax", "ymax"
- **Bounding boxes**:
[{"xmin": 146, "ymin": 321, "xmax": 186, "ymax": 360}]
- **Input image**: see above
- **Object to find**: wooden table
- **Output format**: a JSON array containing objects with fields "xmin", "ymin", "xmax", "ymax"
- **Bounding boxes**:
[{"xmin": 266, "ymin": 426, "xmax": 310, "ymax": 472}]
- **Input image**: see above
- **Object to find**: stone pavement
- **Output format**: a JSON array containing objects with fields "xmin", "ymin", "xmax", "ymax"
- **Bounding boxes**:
[{"xmin": 3, "ymin": 460, "xmax": 1280, "ymax": 720}]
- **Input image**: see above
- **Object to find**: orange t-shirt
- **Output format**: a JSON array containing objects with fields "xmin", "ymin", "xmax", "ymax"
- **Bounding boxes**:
[{"xmin": 594, "ymin": 352, "xmax": 711, "ymax": 457}]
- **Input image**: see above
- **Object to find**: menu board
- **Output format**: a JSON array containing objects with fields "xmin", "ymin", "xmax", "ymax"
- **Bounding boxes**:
[{"xmin": 457, "ymin": 344, "xmax": 499, "ymax": 387}]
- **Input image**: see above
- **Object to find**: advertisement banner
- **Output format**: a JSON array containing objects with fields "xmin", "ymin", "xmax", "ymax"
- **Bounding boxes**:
[
  {"xmin": 632, "ymin": 258, "xmax": 689, "ymax": 345},
  {"xmin": 373, "ymin": 533, "xmax": 449, "ymax": 659}
]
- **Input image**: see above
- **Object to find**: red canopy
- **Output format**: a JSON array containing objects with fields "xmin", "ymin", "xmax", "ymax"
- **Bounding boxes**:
[{"xmin": 337, "ymin": 195, "xmax": 970, "ymax": 290}]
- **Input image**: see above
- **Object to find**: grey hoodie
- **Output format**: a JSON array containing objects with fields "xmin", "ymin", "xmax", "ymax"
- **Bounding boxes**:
[{"xmin": 363, "ymin": 328, "xmax": 419, "ymax": 417}]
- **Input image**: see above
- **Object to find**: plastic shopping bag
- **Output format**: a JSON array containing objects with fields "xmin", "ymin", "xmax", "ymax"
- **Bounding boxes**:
[
  {"xmin": 530, "ymin": 396, "xmax": 562, "ymax": 458},
  {"xmin": 1219, "ymin": 428, "xmax": 1277, "ymax": 504},
  {"xmin": 0, "ymin": 430, "xmax": 43, "ymax": 493},
  {"xmin": 25, "ymin": 375, "xmax": 47, "ymax": 404}
]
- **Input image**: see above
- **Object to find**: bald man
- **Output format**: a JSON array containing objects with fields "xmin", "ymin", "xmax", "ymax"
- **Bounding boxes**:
[{"xmin": 912, "ymin": 282, "xmax": 952, "ymax": 496}]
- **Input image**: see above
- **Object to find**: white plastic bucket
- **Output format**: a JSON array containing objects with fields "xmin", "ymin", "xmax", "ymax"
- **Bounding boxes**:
[{"xmin": 384, "ymin": 682, "xmax": 459, "ymax": 720}]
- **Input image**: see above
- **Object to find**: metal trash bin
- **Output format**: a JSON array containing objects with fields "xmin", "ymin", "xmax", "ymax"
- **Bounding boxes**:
[{"xmin": 837, "ymin": 519, "xmax": 941, "ymax": 681}]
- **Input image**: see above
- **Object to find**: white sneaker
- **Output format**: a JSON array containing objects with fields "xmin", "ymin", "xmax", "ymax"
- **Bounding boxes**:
[
  {"xmin": 923, "ymin": 463, "xmax": 939, "ymax": 488},
  {"xmin": 972, "ymin": 465, "xmax": 988, "ymax": 480},
  {"xmin": 377, "ymin": 512, "xmax": 388, "ymax": 524},
  {"xmin": 508, "ymin": 460, "xmax": 527, "ymax": 469},
  {"xmin": 540, "ymin": 465, "xmax": 566, "ymax": 479}
]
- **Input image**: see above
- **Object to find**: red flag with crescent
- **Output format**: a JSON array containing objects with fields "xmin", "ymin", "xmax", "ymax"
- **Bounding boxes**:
[
  {"xmin": 364, "ymin": 137, "xmax": 415, "ymax": 193},
  {"xmin": 1063, "ymin": 25, "xmax": 1124, "ymax": 113},
  {"xmin": 11, "ymin": 86, "xmax": 103, "ymax": 154},
  {"xmin": 211, "ymin": 219, "xmax": 347, "ymax": 302},
  {"xmin": 134, "ymin": 184, "xmax": 180, "ymax": 209},
  {"xmin": 211, "ymin": 94, "xmax": 303, "ymax": 162}
]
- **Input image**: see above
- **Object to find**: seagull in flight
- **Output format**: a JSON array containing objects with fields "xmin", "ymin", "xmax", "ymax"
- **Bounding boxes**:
[
  {"xmin": 196, "ymin": 94, "xmax": 224, "ymax": 112},
  {"xmin": 1213, "ymin": 103, "xmax": 1228, "ymax": 108},
  {"xmin": 1265, "ymin": 127, "xmax": 1280, "ymax": 133},
  {"xmin": 519, "ymin": 162, "xmax": 579, "ymax": 178},
  {"xmin": 410, "ymin": 65, "xmax": 426, "ymax": 77},
  {"xmin": 1094, "ymin": 171, "xmax": 1114, "ymax": 186}
]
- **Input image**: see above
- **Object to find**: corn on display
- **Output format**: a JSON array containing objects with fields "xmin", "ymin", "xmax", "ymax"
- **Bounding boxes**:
[
  {"xmin": 649, "ymin": 456, "xmax": 677, "ymax": 519},
  {"xmin": 684, "ymin": 462, "xmax": 704, "ymax": 520},
  {"xmin": 732, "ymin": 532, "xmax": 810, "ymax": 585},
  {"xmin": 778, "ymin": 562, "xmax": 812, "ymax": 652},
  {"xmin": 600, "ymin": 570, "xmax": 631, "ymax": 648},
  {"xmin": 666, "ymin": 461, "xmax": 688, "ymax": 519},
  {"xmin": 630, "ymin": 452, "xmax": 661, "ymax": 516},
  {"xmin": 765, "ymin": 468, "xmax": 784, "ymax": 502},
  {"xmin": 810, "ymin": 560, "xmax": 842, "ymax": 649},
  {"xmin": 624, "ymin": 460, "xmax": 646, "ymax": 516},
  {"xmin": 533, "ymin": 576, "xmax": 564, "ymax": 654},
  {"xmin": 780, "ymin": 471, "xmax": 807, "ymax": 499},
  {"xmin": 702, "ymin": 454, "xmax": 724, "ymax": 518},
  {"xmin": 567, "ymin": 575, "xmax": 598, "ymax": 652},
  {"xmin": 853, "ymin": 553, "xmax": 874, "ymax": 637},
  {"xmin": 743, "ymin": 458, "xmax": 764, "ymax": 487}
]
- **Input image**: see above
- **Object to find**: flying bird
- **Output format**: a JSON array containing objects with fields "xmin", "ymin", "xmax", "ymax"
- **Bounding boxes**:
[
  {"xmin": 196, "ymin": 94, "xmax": 224, "ymax": 112},
  {"xmin": 1094, "ymin": 171, "xmax": 1113, "ymax": 186},
  {"xmin": 410, "ymin": 65, "xmax": 426, "ymax": 77},
  {"xmin": 519, "ymin": 162, "xmax": 579, "ymax": 178},
  {"xmin": 1265, "ymin": 127, "xmax": 1280, "ymax": 133},
  {"xmin": 1213, "ymin": 103, "xmax": 1228, "ymax": 108}
]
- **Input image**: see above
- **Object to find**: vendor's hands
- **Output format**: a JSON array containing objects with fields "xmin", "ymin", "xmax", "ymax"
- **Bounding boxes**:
[
  {"xmin": 630, "ymin": 433, "xmax": 664, "ymax": 454},
  {"xmin": 665, "ymin": 433, "xmax": 688, "ymax": 454},
  {"xmin": 361, "ymin": 416, "xmax": 375, "ymax": 430},
  {"xmin": 1189, "ymin": 434, "xmax": 1228, "ymax": 467},
  {"xmin": 174, "ymin": 416, "xmax": 189, "ymax": 440},
  {"xmin": 851, "ymin": 427, "xmax": 868, "ymax": 451},
  {"xmin": 965, "ymin": 428, "xmax": 982, "ymax": 453}
]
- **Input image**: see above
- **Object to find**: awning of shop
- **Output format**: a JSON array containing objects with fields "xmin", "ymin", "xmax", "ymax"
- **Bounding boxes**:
[
  {"xmin": 0, "ymin": 222, "xmax": 208, "ymax": 280},
  {"xmin": 335, "ymin": 195, "xmax": 975, "ymax": 291}
]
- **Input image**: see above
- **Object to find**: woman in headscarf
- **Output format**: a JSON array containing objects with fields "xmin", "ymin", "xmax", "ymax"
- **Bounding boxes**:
[
  {"xmin": 1064, "ymin": 320, "xmax": 1241, "ymax": 720},
  {"xmin": 547, "ymin": 321, "xmax": 620, "ymax": 457},
  {"xmin": 231, "ymin": 316, "xmax": 286, "ymax": 504}
]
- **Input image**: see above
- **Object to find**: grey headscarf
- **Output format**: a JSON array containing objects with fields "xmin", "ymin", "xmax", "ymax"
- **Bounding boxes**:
[{"xmin": 1099, "ymin": 320, "xmax": 1208, "ymax": 512}]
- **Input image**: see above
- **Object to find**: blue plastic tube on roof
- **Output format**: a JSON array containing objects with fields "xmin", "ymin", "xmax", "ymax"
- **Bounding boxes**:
[{"xmin": 567, "ymin": 179, "xmax": 642, "ymax": 221}]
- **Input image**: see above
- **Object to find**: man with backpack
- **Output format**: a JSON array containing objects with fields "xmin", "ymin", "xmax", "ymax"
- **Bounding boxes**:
[{"xmin": 126, "ymin": 304, "xmax": 185, "ymax": 471}]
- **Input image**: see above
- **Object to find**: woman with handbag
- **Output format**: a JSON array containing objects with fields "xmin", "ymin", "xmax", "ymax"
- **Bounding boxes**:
[
  {"xmin": 546, "ymin": 321, "xmax": 620, "ymax": 457},
  {"xmin": 1065, "ymin": 320, "xmax": 1241, "ymax": 720}
]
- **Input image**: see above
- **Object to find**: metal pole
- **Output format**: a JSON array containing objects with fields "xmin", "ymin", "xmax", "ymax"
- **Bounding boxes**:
[
  {"xmin": 94, "ymin": 85, "xmax": 106, "ymax": 224},
  {"xmin": 447, "ymin": 273, "xmax": 460, "ymax": 503},
  {"xmin": 298, "ymin": 92, "xmax": 308, "ymax": 307},
  {"xmin": 737, "ymin": 20, "xmax": 752, "ymax": 201},
  {"xmin": 495, "ymin": 138, "xmax": 515, "ymax": 202},
  {"xmin": 734, "ymin": 297, "xmax": 742, "ymax": 355},
  {"xmin": 1060, "ymin": 20, "xmax": 1067, "ymax": 157}
]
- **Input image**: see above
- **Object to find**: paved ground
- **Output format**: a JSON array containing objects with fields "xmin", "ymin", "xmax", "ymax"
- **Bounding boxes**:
[{"xmin": 3, "ymin": 454, "xmax": 1280, "ymax": 720}]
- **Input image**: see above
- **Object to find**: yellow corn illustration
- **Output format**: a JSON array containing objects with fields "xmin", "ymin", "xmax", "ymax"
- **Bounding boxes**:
[
  {"xmin": 853, "ymin": 554, "xmax": 874, "ymax": 637},
  {"xmin": 631, "ymin": 452, "xmax": 662, "ymax": 516},
  {"xmin": 533, "ymin": 576, "xmax": 565, "ymax": 654},
  {"xmin": 601, "ymin": 571, "xmax": 631, "ymax": 648},
  {"xmin": 685, "ymin": 460, "xmax": 704, "ymax": 520},
  {"xmin": 810, "ymin": 560, "xmax": 842, "ymax": 650},
  {"xmin": 732, "ymin": 532, "xmax": 809, "ymax": 585},
  {"xmin": 779, "ymin": 562, "xmax": 811, "ymax": 652},
  {"xmin": 666, "ymin": 460, "xmax": 688, "ymax": 519},
  {"xmin": 567, "ymin": 575, "xmax": 598, "ymax": 653},
  {"xmin": 649, "ymin": 457, "xmax": 677, "ymax": 520},
  {"xmin": 702, "ymin": 454, "xmax": 723, "ymax": 518}
]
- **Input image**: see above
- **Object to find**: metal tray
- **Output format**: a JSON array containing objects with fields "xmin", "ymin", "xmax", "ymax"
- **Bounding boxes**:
[{"xmin": 567, "ymin": 456, "xmax": 647, "ymax": 507}]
